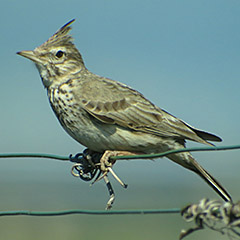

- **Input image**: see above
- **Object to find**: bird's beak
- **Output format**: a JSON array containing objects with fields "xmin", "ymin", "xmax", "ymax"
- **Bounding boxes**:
[{"xmin": 17, "ymin": 50, "xmax": 39, "ymax": 63}]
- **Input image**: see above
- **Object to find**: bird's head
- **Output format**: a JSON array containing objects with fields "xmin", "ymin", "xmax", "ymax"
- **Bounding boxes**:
[{"xmin": 17, "ymin": 19, "xmax": 84, "ymax": 88}]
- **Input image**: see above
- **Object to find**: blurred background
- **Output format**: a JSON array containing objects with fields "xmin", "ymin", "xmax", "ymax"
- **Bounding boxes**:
[{"xmin": 0, "ymin": 0, "xmax": 240, "ymax": 239}]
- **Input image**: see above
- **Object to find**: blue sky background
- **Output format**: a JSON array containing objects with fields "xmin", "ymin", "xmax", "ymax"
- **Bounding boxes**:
[{"xmin": 0, "ymin": 1, "xmax": 240, "ymax": 239}]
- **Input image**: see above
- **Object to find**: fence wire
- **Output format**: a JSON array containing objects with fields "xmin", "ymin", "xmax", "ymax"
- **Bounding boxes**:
[
  {"xmin": 0, "ymin": 144, "xmax": 239, "ymax": 161},
  {"xmin": 0, "ymin": 208, "xmax": 181, "ymax": 217},
  {"xmin": 0, "ymin": 144, "xmax": 240, "ymax": 239}
]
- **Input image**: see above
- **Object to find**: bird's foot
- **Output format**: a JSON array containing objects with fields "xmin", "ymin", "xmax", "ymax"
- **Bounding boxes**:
[
  {"xmin": 95, "ymin": 150, "xmax": 140, "ymax": 187},
  {"xmin": 93, "ymin": 150, "xmax": 134, "ymax": 188},
  {"xmin": 70, "ymin": 150, "xmax": 115, "ymax": 209},
  {"xmin": 70, "ymin": 149, "xmax": 137, "ymax": 209},
  {"xmin": 99, "ymin": 150, "xmax": 139, "ymax": 171}
]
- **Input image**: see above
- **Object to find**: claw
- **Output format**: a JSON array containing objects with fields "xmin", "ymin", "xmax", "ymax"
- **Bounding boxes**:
[
  {"xmin": 103, "ymin": 175, "xmax": 115, "ymax": 210},
  {"xmin": 108, "ymin": 168, "xmax": 128, "ymax": 188},
  {"xmin": 90, "ymin": 170, "xmax": 108, "ymax": 186}
]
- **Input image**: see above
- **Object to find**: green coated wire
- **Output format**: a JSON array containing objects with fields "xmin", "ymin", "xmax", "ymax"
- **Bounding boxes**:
[
  {"xmin": 0, "ymin": 144, "xmax": 239, "ymax": 217},
  {"xmin": 0, "ymin": 153, "xmax": 69, "ymax": 161},
  {"xmin": 111, "ymin": 144, "xmax": 240, "ymax": 160},
  {"xmin": 0, "ymin": 144, "xmax": 239, "ymax": 161},
  {"xmin": 0, "ymin": 208, "xmax": 181, "ymax": 217}
]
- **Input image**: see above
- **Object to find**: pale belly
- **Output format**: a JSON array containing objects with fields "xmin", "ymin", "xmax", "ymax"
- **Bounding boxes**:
[{"xmin": 58, "ymin": 108, "xmax": 173, "ymax": 154}]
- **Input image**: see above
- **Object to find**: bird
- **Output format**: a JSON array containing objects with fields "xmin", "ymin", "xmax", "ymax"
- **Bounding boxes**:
[{"xmin": 17, "ymin": 19, "xmax": 232, "ymax": 203}]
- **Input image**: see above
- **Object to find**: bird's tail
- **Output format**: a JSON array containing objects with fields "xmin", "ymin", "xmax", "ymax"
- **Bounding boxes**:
[
  {"xmin": 168, "ymin": 153, "xmax": 232, "ymax": 202},
  {"xmin": 189, "ymin": 155, "xmax": 232, "ymax": 202}
]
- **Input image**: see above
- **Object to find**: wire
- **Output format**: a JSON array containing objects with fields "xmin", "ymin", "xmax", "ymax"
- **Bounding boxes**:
[
  {"xmin": 110, "ymin": 144, "xmax": 240, "ymax": 160},
  {"xmin": 0, "ymin": 208, "xmax": 181, "ymax": 217},
  {"xmin": 0, "ymin": 144, "xmax": 239, "ymax": 161},
  {"xmin": 0, "ymin": 144, "xmax": 238, "ymax": 217},
  {"xmin": 0, "ymin": 153, "xmax": 69, "ymax": 161}
]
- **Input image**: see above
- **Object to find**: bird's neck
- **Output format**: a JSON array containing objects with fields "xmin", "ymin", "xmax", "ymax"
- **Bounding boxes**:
[{"xmin": 37, "ymin": 63, "xmax": 84, "ymax": 89}]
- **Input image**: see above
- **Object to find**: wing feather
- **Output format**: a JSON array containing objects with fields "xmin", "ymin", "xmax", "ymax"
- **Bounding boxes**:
[{"xmin": 73, "ymin": 76, "xmax": 220, "ymax": 145}]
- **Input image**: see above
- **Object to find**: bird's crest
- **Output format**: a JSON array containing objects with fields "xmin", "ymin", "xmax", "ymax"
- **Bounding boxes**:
[{"xmin": 39, "ymin": 19, "xmax": 75, "ymax": 48}]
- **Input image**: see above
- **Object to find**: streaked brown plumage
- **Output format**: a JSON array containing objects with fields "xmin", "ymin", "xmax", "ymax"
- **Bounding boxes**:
[{"xmin": 17, "ymin": 19, "xmax": 232, "ymax": 202}]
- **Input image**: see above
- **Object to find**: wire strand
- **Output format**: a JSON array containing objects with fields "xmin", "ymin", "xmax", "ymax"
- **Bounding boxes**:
[
  {"xmin": 0, "ymin": 145, "xmax": 239, "ymax": 217},
  {"xmin": 0, "ymin": 153, "xmax": 69, "ymax": 161},
  {"xmin": 0, "ymin": 208, "xmax": 181, "ymax": 217},
  {"xmin": 111, "ymin": 144, "xmax": 240, "ymax": 160},
  {"xmin": 0, "ymin": 144, "xmax": 239, "ymax": 162}
]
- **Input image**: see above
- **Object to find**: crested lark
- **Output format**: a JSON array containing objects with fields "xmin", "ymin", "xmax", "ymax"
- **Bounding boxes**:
[{"xmin": 17, "ymin": 19, "xmax": 231, "ymax": 202}]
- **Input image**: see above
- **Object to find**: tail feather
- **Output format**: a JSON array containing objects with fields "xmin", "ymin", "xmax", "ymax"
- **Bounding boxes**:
[
  {"xmin": 189, "ymin": 155, "xmax": 232, "ymax": 202},
  {"xmin": 167, "ymin": 151, "xmax": 232, "ymax": 202}
]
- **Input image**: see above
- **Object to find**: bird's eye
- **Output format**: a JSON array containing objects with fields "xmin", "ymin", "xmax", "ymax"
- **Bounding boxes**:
[{"xmin": 56, "ymin": 50, "xmax": 64, "ymax": 58}]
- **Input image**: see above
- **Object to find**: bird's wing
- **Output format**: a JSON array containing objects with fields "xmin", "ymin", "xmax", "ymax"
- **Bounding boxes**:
[{"xmin": 73, "ymin": 76, "xmax": 221, "ymax": 145}]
